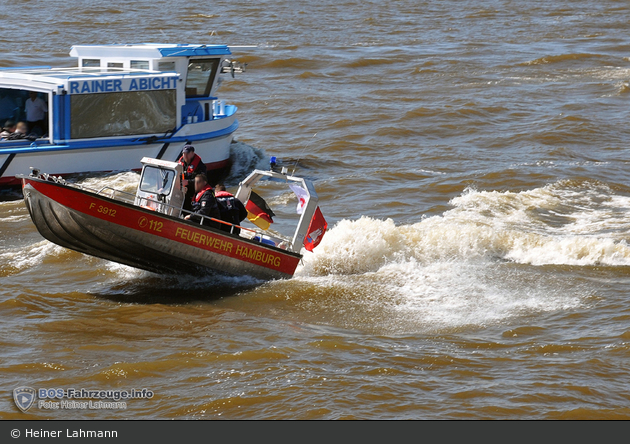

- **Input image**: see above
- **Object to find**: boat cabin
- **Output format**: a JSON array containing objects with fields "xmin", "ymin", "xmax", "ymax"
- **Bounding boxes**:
[
  {"xmin": 134, "ymin": 157, "xmax": 185, "ymax": 217},
  {"xmin": 129, "ymin": 157, "xmax": 320, "ymax": 254},
  {"xmin": 0, "ymin": 44, "xmax": 237, "ymax": 145}
]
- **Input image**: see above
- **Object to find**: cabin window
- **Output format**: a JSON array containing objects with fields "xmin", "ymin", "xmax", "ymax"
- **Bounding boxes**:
[
  {"xmin": 82, "ymin": 59, "xmax": 101, "ymax": 68},
  {"xmin": 140, "ymin": 166, "xmax": 175, "ymax": 196},
  {"xmin": 158, "ymin": 62, "xmax": 176, "ymax": 71},
  {"xmin": 107, "ymin": 62, "xmax": 123, "ymax": 70},
  {"xmin": 0, "ymin": 87, "xmax": 23, "ymax": 123},
  {"xmin": 185, "ymin": 58, "xmax": 220, "ymax": 97},
  {"xmin": 130, "ymin": 60, "xmax": 149, "ymax": 70},
  {"xmin": 70, "ymin": 90, "xmax": 176, "ymax": 139},
  {"xmin": 0, "ymin": 87, "xmax": 49, "ymax": 138}
]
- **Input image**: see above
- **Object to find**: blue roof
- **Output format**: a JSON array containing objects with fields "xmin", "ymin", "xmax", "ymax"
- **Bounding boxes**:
[
  {"xmin": 157, "ymin": 45, "xmax": 231, "ymax": 57},
  {"xmin": 69, "ymin": 43, "xmax": 232, "ymax": 58}
]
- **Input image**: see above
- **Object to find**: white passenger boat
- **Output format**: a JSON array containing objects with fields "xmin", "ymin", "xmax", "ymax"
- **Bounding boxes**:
[{"xmin": 0, "ymin": 44, "xmax": 246, "ymax": 188}]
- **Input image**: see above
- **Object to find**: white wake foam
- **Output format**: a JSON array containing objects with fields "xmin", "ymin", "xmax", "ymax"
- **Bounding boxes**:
[
  {"xmin": 282, "ymin": 180, "xmax": 628, "ymax": 332},
  {"xmin": 224, "ymin": 140, "xmax": 269, "ymax": 186},
  {"xmin": 0, "ymin": 240, "xmax": 71, "ymax": 271},
  {"xmin": 76, "ymin": 171, "xmax": 140, "ymax": 193},
  {"xmin": 301, "ymin": 180, "xmax": 630, "ymax": 274}
]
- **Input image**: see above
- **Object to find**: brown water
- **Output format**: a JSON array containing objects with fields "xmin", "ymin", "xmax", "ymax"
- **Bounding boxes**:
[{"xmin": 2, "ymin": 0, "xmax": 630, "ymax": 419}]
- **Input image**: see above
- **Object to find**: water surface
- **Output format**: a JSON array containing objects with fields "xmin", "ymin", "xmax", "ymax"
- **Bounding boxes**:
[{"xmin": 1, "ymin": 0, "xmax": 630, "ymax": 419}]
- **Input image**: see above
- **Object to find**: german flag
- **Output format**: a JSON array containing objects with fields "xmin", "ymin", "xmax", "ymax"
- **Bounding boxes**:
[{"xmin": 246, "ymin": 191, "xmax": 275, "ymax": 230}]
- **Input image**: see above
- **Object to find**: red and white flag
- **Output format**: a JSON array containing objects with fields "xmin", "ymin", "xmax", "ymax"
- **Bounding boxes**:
[
  {"xmin": 304, "ymin": 207, "xmax": 327, "ymax": 252},
  {"xmin": 289, "ymin": 184, "xmax": 308, "ymax": 215}
]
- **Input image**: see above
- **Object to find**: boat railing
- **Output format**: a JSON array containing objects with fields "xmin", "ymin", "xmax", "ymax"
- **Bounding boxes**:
[
  {"xmin": 34, "ymin": 173, "xmax": 132, "ymax": 201},
  {"xmin": 180, "ymin": 205, "xmax": 293, "ymax": 251},
  {"xmin": 95, "ymin": 186, "xmax": 136, "ymax": 204},
  {"xmin": 129, "ymin": 192, "xmax": 294, "ymax": 251},
  {"xmin": 29, "ymin": 172, "xmax": 296, "ymax": 251}
]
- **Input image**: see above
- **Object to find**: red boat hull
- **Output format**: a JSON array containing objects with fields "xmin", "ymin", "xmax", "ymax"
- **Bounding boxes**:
[{"xmin": 21, "ymin": 177, "xmax": 301, "ymax": 279}]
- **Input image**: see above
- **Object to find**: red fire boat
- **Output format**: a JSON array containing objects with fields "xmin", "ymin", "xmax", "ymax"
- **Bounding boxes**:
[{"xmin": 20, "ymin": 157, "xmax": 326, "ymax": 280}]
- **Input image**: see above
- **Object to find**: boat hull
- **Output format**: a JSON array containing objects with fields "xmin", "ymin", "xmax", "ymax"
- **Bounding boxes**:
[
  {"xmin": 22, "ymin": 177, "xmax": 302, "ymax": 280},
  {"xmin": 1, "ymin": 115, "xmax": 238, "ymax": 188}
]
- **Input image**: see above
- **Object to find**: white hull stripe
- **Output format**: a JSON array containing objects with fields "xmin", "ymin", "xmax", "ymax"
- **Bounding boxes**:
[
  {"xmin": 0, "ymin": 153, "xmax": 16, "ymax": 178},
  {"xmin": 0, "ymin": 120, "xmax": 238, "ymax": 156}
]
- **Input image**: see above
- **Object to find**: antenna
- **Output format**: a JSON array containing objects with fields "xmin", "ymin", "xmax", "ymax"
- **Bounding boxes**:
[
  {"xmin": 228, "ymin": 46, "xmax": 259, "ymax": 50},
  {"xmin": 292, "ymin": 133, "xmax": 318, "ymax": 176}
]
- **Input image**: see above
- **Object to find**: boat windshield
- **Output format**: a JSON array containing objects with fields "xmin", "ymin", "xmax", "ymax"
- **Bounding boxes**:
[
  {"xmin": 185, "ymin": 58, "xmax": 220, "ymax": 97},
  {"xmin": 139, "ymin": 166, "xmax": 175, "ymax": 196}
]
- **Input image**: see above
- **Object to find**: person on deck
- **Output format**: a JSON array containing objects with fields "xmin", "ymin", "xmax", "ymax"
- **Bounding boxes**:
[
  {"xmin": 24, "ymin": 91, "xmax": 47, "ymax": 136},
  {"xmin": 214, "ymin": 184, "xmax": 247, "ymax": 235},
  {"xmin": 177, "ymin": 144, "xmax": 207, "ymax": 212},
  {"xmin": 0, "ymin": 120, "xmax": 16, "ymax": 140},
  {"xmin": 5, "ymin": 121, "xmax": 28, "ymax": 140},
  {"xmin": 184, "ymin": 173, "xmax": 221, "ymax": 228}
]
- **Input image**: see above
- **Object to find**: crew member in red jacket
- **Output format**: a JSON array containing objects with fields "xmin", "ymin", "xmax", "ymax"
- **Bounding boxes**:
[
  {"xmin": 214, "ymin": 184, "xmax": 248, "ymax": 235},
  {"xmin": 184, "ymin": 173, "xmax": 220, "ymax": 228},
  {"xmin": 178, "ymin": 144, "xmax": 207, "ymax": 212}
]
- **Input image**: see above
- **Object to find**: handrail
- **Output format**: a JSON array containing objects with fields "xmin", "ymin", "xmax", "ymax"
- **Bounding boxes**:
[
  {"xmin": 95, "ymin": 186, "xmax": 136, "ymax": 202},
  {"xmin": 188, "ymin": 212, "xmax": 292, "ymax": 247},
  {"xmin": 132, "ymin": 191, "xmax": 292, "ymax": 247},
  {"xmin": 35, "ymin": 173, "xmax": 294, "ymax": 250}
]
